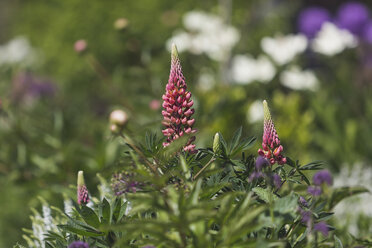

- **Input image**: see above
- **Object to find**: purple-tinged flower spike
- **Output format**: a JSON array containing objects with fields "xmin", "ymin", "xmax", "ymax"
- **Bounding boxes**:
[
  {"xmin": 258, "ymin": 100, "xmax": 286, "ymax": 165},
  {"xmin": 68, "ymin": 241, "xmax": 89, "ymax": 248},
  {"xmin": 313, "ymin": 169, "xmax": 333, "ymax": 186},
  {"xmin": 111, "ymin": 172, "xmax": 141, "ymax": 196},
  {"xmin": 162, "ymin": 44, "xmax": 196, "ymax": 152},
  {"xmin": 314, "ymin": 221, "xmax": 329, "ymax": 236},
  {"xmin": 299, "ymin": 196, "xmax": 308, "ymax": 207},
  {"xmin": 77, "ymin": 171, "xmax": 90, "ymax": 205}
]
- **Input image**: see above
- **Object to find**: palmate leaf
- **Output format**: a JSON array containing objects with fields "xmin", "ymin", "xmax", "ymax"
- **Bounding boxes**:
[{"xmin": 328, "ymin": 186, "xmax": 369, "ymax": 209}]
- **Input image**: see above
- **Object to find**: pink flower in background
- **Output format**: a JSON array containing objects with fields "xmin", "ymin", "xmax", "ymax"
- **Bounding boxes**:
[
  {"xmin": 162, "ymin": 44, "xmax": 196, "ymax": 152},
  {"xmin": 74, "ymin": 39, "xmax": 87, "ymax": 53},
  {"xmin": 149, "ymin": 99, "xmax": 161, "ymax": 110},
  {"xmin": 77, "ymin": 171, "xmax": 89, "ymax": 205},
  {"xmin": 258, "ymin": 100, "xmax": 286, "ymax": 165}
]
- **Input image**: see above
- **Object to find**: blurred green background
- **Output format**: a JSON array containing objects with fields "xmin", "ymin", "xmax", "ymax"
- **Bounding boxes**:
[{"xmin": 1, "ymin": 0, "xmax": 372, "ymax": 246}]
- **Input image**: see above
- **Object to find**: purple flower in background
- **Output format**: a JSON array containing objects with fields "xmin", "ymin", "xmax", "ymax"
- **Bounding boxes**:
[
  {"xmin": 68, "ymin": 241, "xmax": 89, "ymax": 248},
  {"xmin": 77, "ymin": 171, "xmax": 90, "ymax": 205},
  {"xmin": 314, "ymin": 221, "xmax": 329, "ymax": 236},
  {"xmin": 255, "ymin": 156, "xmax": 270, "ymax": 171},
  {"xmin": 162, "ymin": 44, "xmax": 196, "ymax": 153},
  {"xmin": 300, "ymin": 209, "xmax": 312, "ymax": 225},
  {"xmin": 272, "ymin": 174, "xmax": 282, "ymax": 189},
  {"xmin": 307, "ymin": 186, "xmax": 322, "ymax": 196},
  {"xmin": 248, "ymin": 171, "xmax": 264, "ymax": 182},
  {"xmin": 336, "ymin": 1, "xmax": 369, "ymax": 35},
  {"xmin": 141, "ymin": 246, "xmax": 156, "ymax": 248},
  {"xmin": 362, "ymin": 21, "xmax": 372, "ymax": 44},
  {"xmin": 298, "ymin": 7, "xmax": 331, "ymax": 38},
  {"xmin": 111, "ymin": 172, "xmax": 141, "ymax": 196},
  {"xmin": 12, "ymin": 72, "xmax": 57, "ymax": 103},
  {"xmin": 313, "ymin": 170, "xmax": 333, "ymax": 186},
  {"xmin": 299, "ymin": 196, "xmax": 308, "ymax": 207}
]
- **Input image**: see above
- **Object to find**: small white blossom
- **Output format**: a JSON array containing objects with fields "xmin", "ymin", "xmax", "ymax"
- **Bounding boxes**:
[
  {"xmin": 311, "ymin": 22, "xmax": 357, "ymax": 56},
  {"xmin": 42, "ymin": 205, "xmax": 54, "ymax": 231},
  {"xmin": 230, "ymin": 55, "xmax": 276, "ymax": 84},
  {"xmin": 64, "ymin": 199, "xmax": 73, "ymax": 217},
  {"xmin": 166, "ymin": 11, "xmax": 240, "ymax": 61},
  {"xmin": 261, "ymin": 34, "xmax": 307, "ymax": 65},
  {"xmin": 280, "ymin": 66, "xmax": 318, "ymax": 91},
  {"xmin": 247, "ymin": 100, "xmax": 264, "ymax": 123},
  {"xmin": 0, "ymin": 36, "xmax": 36, "ymax": 66}
]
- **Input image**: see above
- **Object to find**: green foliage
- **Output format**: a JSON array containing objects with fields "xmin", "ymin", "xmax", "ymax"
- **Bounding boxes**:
[{"xmin": 19, "ymin": 129, "xmax": 371, "ymax": 247}]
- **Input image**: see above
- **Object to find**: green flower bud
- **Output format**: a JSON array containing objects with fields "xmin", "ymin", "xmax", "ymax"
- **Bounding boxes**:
[{"xmin": 213, "ymin": 133, "xmax": 221, "ymax": 154}]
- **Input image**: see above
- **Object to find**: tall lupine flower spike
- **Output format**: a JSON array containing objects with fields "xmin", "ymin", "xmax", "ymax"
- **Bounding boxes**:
[
  {"xmin": 77, "ymin": 171, "xmax": 90, "ymax": 205},
  {"xmin": 258, "ymin": 100, "xmax": 286, "ymax": 165},
  {"xmin": 162, "ymin": 44, "xmax": 196, "ymax": 152}
]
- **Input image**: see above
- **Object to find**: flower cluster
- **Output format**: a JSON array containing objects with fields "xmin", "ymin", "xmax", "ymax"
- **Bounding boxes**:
[
  {"xmin": 249, "ymin": 156, "xmax": 282, "ymax": 189},
  {"xmin": 258, "ymin": 100, "xmax": 286, "ymax": 165},
  {"xmin": 111, "ymin": 172, "xmax": 141, "ymax": 196},
  {"xmin": 162, "ymin": 44, "xmax": 196, "ymax": 152}
]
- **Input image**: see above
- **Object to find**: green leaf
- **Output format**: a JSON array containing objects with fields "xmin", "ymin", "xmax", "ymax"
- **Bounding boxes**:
[
  {"xmin": 300, "ymin": 161, "xmax": 324, "ymax": 170},
  {"xmin": 100, "ymin": 198, "xmax": 112, "ymax": 224},
  {"xmin": 334, "ymin": 235, "xmax": 343, "ymax": 248},
  {"xmin": 329, "ymin": 186, "xmax": 369, "ymax": 209},
  {"xmin": 81, "ymin": 205, "xmax": 100, "ymax": 228},
  {"xmin": 58, "ymin": 224, "xmax": 104, "ymax": 237},
  {"xmin": 229, "ymin": 127, "xmax": 242, "ymax": 155},
  {"xmin": 274, "ymin": 193, "xmax": 297, "ymax": 215},
  {"xmin": 252, "ymin": 187, "xmax": 278, "ymax": 203}
]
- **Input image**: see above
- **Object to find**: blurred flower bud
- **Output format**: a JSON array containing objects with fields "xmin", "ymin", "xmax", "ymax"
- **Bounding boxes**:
[
  {"xmin": 68, "ymin": 241, "xmax": 89, "ymax": 248},
  {"xmin": 110, "ymin": 109, "xmax": 128, "ymax": 127},
  {"xmin": 74, "ymin": 39, "xmax": 87, "ymax": 54},
  {"xmin": 212, "ymin": 133, "xmax": 220, "ymax": 154},
  {"xmin": 114, "ymin": 18, "xmax": 129, "ymax": 30},
  {"xmin": 77, "ymin": 171, "xmax": 89, "ymax": 205},
  {"xmin": 149, "ymin": 99, "xmax": 160, "ymax": 110}
]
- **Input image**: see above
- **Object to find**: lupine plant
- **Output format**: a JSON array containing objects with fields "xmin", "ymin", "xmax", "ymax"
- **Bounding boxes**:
[{"xmin": 15, "ymin": 45, "xmax": 371, "ymax": 248}]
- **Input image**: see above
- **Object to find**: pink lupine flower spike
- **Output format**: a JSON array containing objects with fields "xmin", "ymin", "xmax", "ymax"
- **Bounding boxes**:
[
  {"xmin": 162, "ymin": 44, "xmax": 196, "ymax": 152},
  {"xmin": 258, "ymin": 100, "xmax": 286, "ymax": 165},
  {"xmin": 77, "ymin": 171, "xmax": 90, "ymax": 205}
]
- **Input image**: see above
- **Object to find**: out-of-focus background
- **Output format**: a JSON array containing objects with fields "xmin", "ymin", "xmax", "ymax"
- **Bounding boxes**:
[{"xmin": 1, "ymin": 0, "xmax": 372, "ymax": 246}]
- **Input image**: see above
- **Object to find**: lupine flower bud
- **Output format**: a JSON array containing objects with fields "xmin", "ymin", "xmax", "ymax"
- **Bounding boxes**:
[
  {"xmin": 162, "ymin": 44, "xmax": 196, "ymax": 152},
  {"xmin": 74, "ymin": 40, "xmax": 87, "ymax": 54},
  {"xmin": 110, "ymin": 109, "xmax": 128, "ymax": 127},
  {"xmin": 77, "ymin": 171, "xmax": 89, "ymax": 205},
  {"xmin": 212, "ymin": 133, "xmax": 220, "ymax": 154},
  {"xmin": 258, "ymin": 100, "xmax": 286, "ymax": 165},
  {"xmin": 68, "ymin": 241, "xmax": 89, "ymax": 248}
]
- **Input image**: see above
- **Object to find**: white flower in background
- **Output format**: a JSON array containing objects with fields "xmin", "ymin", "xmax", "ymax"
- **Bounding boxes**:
[
  {"xmin": 63, "ymin": 199, "xmax": 73, "ymax": 217},
  {"xmin": 166, "ymin": 11, "xmax": 240, "ymax": 61},
  {"xmin": 31, "ymin": 214, "xmax": 45, "ymax": 248},
  {"xmin": 0, "ymin": 36, "xmax": 36, "ymax": 66},
  {"xmin": 42, "ymin": 205, "xmax": 54, "ymax": 231},
  {"xmin": 197, "ymin": 71, "xmax": 215, "ymax": 91},
  {"xmin": 261, "ymin": 34, "xmax": 307, "ymax": 65},
  {"xmin": 280, "ymin": 66, "xmax": 318, "ymax": 91},
  {"xmin": 247, "ymin": 100, "xmax": 264, "ymax": 123},
  {"xmin": 230, "ymin": 54, "xmax": 276, "ymax": 84},
  {"xmin": 333, "ymin": 164, "xmax": 372, "ymax": 235},
  {"xmin": 311, "ymin": 22, "xmax": 357, "ymax": 56}
]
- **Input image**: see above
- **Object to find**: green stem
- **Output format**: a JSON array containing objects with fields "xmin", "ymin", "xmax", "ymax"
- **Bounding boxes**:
[{"xmin": 193, "ymin": 156, "xmax": 216, "ymax": 181}]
